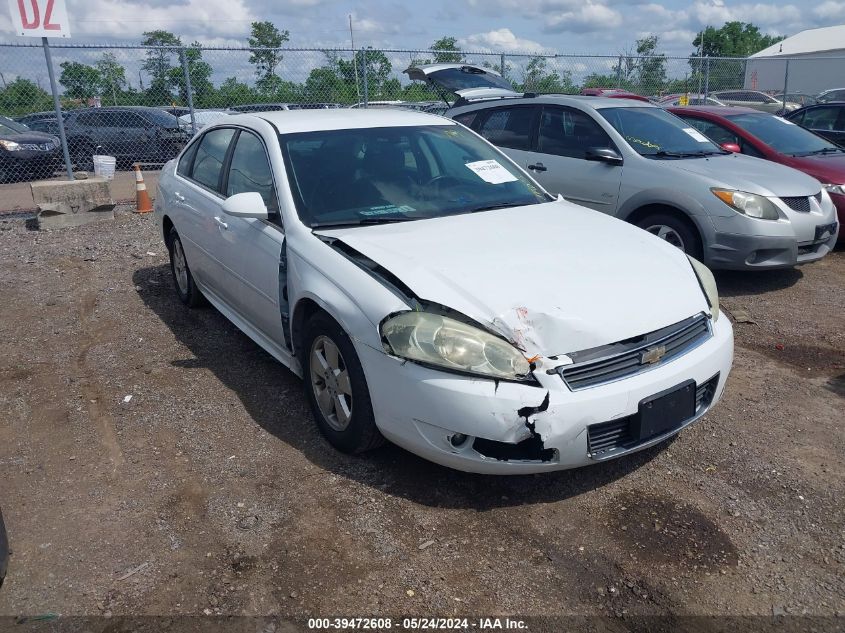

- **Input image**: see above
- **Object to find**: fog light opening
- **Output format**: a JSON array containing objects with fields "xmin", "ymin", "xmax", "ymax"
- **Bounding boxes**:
[{"xmin": 450, "ymin": 433, "xmax": 468, "ymax": 448}]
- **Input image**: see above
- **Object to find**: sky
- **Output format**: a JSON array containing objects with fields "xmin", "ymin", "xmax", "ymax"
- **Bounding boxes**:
[{"xmin": 1, "ymin": 0, "xmax": 842, "ymax": 57}]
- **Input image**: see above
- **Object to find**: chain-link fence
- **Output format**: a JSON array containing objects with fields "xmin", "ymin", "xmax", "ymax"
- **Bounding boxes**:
[{"xmin": 1, "ymin": 42, "xmax": 843, "ymax": 209}]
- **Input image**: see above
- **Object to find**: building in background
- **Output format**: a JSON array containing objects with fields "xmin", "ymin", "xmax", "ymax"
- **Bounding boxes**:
[{"xmin": 745, "ymin": 25, "xmax": 845, "ymax": 95}]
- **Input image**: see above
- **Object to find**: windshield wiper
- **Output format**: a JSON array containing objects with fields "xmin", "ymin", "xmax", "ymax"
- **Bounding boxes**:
[
  {"xmin": 651, "ymin": 150, "xmax": 723, "ymax": 159},
  {"xmin": 310, "ymin": 217, "xmax": 416, "ymax": 229},
  {"xmin": 793, "ymin": 147, "xmax": 845, "ymax": 156},
  {"xmin": 464, "ymin": 201, "xmax": 526, "ymax": 213}
]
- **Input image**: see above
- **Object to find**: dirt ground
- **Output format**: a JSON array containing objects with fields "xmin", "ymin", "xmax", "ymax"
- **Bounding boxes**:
[{"xmin": 0, "ymin": 209, "xmax": 843, "ymax": 631}]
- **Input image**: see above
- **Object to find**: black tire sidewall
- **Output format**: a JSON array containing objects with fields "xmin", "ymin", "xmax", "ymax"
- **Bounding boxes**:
[
  {"xmin": 167, "ymin": 228, "xmax": 201, "ymax": 307},
  {"xmin": 302, "ymin": 314, "xmax": 382, "ymax": 454},
  {"xmin": 637, "ymin": 213, "xmax": 703, "ymax": 260}
]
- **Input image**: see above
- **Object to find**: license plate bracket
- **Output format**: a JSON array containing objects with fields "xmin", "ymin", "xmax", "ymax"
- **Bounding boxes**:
[{"xmin": 635, "ymin": 380, "xmax": 696, "ymax": 441}]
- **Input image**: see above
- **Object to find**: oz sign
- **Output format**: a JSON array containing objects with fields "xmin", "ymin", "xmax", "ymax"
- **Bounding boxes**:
[{"xmin": 7, "ymin": 0, "xmax": 71, "ymax": 37}]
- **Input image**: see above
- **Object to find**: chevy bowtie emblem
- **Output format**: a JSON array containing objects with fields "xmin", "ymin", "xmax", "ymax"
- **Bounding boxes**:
[{"xmin": 640, "ymin": 344, "xmax": 667, "ymax": 365}]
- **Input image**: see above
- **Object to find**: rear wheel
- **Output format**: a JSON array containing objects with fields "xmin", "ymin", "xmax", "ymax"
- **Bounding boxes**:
[
  {"xmin": 167, "ymin": 227, "xmax": 204, "ymax": 307},
  {"xmin": 303, "ymin": 313, "xmax": 385, "ymax": 454},
  {"xmin": 636, "ymin": 212, "xmax": 702, "ymax": 260}
]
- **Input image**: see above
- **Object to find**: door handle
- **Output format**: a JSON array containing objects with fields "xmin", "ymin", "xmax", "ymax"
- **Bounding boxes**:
[
  {"xmin": 214, "ymin": 216, "xmax": 229, "ymax": 230},
  {"xmin": 528, "ymin": 162, "xmax": 547, "ymax": 172},
  {"xmin": 174, "ymin": 192, "xmax": 185, "ymax": 202}
]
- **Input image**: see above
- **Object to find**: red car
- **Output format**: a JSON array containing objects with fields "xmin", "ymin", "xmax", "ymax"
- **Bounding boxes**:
[
  {"xmin": 669, "ymin": 106, "xmax": 845, "ymax": 241},
  {"xmin": 580, "ymin": 88, "xmax": 651, "ymax": 102}
]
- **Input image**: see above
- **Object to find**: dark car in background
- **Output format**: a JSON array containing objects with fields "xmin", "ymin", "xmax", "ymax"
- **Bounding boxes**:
[
  {"xmin": 786, "ymin": 103, "xmax": 845, "ymax": 147},
  {"xmin": 0, "ymin": 115, "xmax": 61, "ymax": 182},
  {"xmin": 816, "ymin": 88, "xmax": 845, "ymax": 104},
  {"xmin": 672, "ymin": 106, "xmax": 845, "ymax": 241},
  {"xmin": 0, "ymin": 508, "xmax": 8, "ymax": 588},
  {"xmin": 15, "ymin": 110, "xmax": 69, "ymax": 128},
  {"xmin": 58, "ymin": 106, "xmax": 190, "ymax": 169}
]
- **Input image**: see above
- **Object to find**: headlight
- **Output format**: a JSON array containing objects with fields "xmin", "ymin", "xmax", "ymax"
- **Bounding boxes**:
[
  {"xmin": 687, "ymin": 256, "xmax": 719, "ymax": 322},
  {"xmin": 381, "ymin": 312, "xmax": 531, "ymax": 380},
  {"xmin": 0, "ymin": 140, "xmax": 22, "ymax": 152},
  {"xmin": 711, "ymin": 188, "xmax": 779, "ymax": 220},
  {"xmin": 824, "ymin": 183, "xmax": 845, "ymax": 196}
]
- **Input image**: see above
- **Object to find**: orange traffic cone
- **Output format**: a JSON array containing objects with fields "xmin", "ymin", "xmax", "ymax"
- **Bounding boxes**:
[{"xmin": 134, "ymin": 164, "xmax": 153, "ymax": 214}]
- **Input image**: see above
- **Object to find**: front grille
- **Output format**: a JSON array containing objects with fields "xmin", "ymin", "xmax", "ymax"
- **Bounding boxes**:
[
  {"xmin": 557, "ymin": 314, "xmax": 711, "ymax": 391},
  {"xmin": 587, "ymin": 373, "xmax": 720, "ymax": 456},
  {"xmin": 781, "ymin": 196, "xmax": 811, "ymax": 212}
]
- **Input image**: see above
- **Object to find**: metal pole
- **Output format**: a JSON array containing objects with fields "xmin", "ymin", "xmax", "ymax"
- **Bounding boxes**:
[
  {"xmin": 500, "ymin": 53, "xmax": 505, "ymax": 77},
  {"xmin": 704, "ymin": 56, "xmax": 710, "ymax": 99},
  {"xmin": 362, "ymin": 48, "xmax": 369, "ymax": 107},
  {"xmin": 42, "ymin": 37, "xmax": 73, "ymax": 180},
  {"xmin": 179, "ymin": 47, "xmax": 197, "ymax": 134},
  {"xmin": 781, "ymin": 59, "xmax": 790, "ymax": 114},
  {"xmin": 616, "ymin": 55, "xmax": 623, "ymax": 89}
]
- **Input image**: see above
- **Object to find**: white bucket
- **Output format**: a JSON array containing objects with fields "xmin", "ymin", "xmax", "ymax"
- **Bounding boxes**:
[{"xmin": 92, "ymin": 155, "xmax": 116, "ymax": 180}]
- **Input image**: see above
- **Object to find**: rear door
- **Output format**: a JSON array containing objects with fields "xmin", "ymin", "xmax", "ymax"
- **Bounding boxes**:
[
  {"xmin": 529, "ymin": 105, "xmax": 623, "ymax": 213},
  {"xmin": 174, "ymin": 127, "xmax": 237, "ymax": 292},
  {"xmin": 471, "ymin": 105, "xmax": 540, "ymax": 171}
]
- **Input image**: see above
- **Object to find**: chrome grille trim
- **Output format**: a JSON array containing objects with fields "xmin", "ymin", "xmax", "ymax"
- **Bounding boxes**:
[{"xmin": 555, "ymin": 313, "xmax": 712, "ymax": 391}]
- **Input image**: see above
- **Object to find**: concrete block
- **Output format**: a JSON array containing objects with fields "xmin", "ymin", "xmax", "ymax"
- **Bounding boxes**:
[{"xmin": 31, "ymin": 177, "xmax": 116, "ymax": 230}]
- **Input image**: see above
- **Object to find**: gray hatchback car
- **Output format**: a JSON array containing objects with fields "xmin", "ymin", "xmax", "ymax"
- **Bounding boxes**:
[{"xmin": 406, "ymin": 64, "xmax": 839, "ymax": 270}]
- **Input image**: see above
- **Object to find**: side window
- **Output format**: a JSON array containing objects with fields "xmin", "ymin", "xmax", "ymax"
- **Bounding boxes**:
[
  {"xmin": 226, "ymin": 131, "xmax": 279, "ymax": 212},
  {"xmin": 803, "ymin": 107, "xmax": 840, "ymax": 130},
  {"xmin": 76, "ymin": 112, "xmax": 101, "ymax": 127},
  {"xmin": 123, "ymin": 113, "xmax": 148, "ymax": 129},
  {"xmin": 477, "ymin": 107, "xmax": 537, "ymax": 151},
  {"xmin": 190, "ymin": 128, "xmax": 236, "ymax": 193},
  {"xmin": 177, "ymin": 139, "xmax": 200, "ymax": 177},
  {"xmin": 681, "ymin": 117, "xmax": 739, "ymax": 146},
  {"xmin": 538, "ymin": 107, "xmax": 613, "ymax": 159},
  {"xmin": 453, "ymin": 112, "xmax": 477, "ymax": 128}
]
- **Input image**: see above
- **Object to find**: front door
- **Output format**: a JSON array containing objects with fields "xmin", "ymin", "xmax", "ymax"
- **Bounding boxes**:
[
  {"xmin": 528, "ymin": 106, "xmax": 623, "ymax": 213},
  {"xmin": 214, "ymin": 129, "xmax": 288, "ymax": 350}
]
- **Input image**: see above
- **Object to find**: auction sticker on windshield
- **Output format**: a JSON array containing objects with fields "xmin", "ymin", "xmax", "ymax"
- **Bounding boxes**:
[
  {"xmin": 465, "ymin": 160, "xmax": 518, "ymax": 184},
  {"xmin": 682, "ymin": 128, "xmax": 711, "ymax": 143}
]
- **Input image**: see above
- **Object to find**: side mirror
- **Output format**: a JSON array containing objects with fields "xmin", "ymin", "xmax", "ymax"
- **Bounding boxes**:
[
  {"xmin": 585, "ymin": 147, "xmax": 623, "ymax": 166},
  {"xmin": 720, "ymin": 142, "xmax": 741, "ymax": 153},
  {"xmin": 222, "ymin": 191, "xmax": 269, "ymax": 219}
]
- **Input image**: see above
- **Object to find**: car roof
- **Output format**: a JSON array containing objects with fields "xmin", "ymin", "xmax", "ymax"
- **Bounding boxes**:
[
  {"xmin": 455, "ymin": 94, "xmax": 656, "ymax": 110},
  {"xmin": 670, "ymin": 105, "xmax": 761, "ymax": 116},
  {"xmin": 231, "ymin": 108, "xmax": 456, "ymax": 133}
]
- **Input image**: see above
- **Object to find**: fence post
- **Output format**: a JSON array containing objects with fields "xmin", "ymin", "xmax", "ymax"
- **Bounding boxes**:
[
  {"xmin": 500, "ymin": 53, "xmax": 506, "ymax": 77},
  {"xmin": 41, "ymin": 37, "xmax": 74, "ymax": 181},
  {"xmin": 179, "ymin": 47, "xmax": 197, "ymax": 134},
  {"xmin": 615, "ymin": 55, "xmax": 623, "ymax": 88},
  {"xmin": 703, "ymin": 56, "xmax": 710, "ymax": 98},
  {"xmin": 781, "ymin": 59, "xmax": 790, "ymax": 113},
  {"xmin": 362, "ymin": 48, "xmax": 369, "ymax": 107}
]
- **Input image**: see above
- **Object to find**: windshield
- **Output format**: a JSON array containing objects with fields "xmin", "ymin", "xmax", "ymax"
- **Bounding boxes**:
[
  {"xmin": 280, "ymin": 124, "xmax": 550, "ymax": 228},
  {"xmin": 725, "ymin": 112, "xmax": 842, "ymax": 156},
  {"xmin": 0, "ymin": 116, "xmax": 29, "ymax": 134},
  {"xmin": 140, "ymin": 109, "xmax": 180, "ymax": 128},
  {"xmin": 600, "ymin": 107, "xmax": 723, "ymax": 157}
]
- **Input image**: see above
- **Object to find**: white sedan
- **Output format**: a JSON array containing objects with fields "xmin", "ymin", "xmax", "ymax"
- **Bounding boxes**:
[{"xmin": 154, "ymin": 109, "xmax": 733, "ymax": 474}]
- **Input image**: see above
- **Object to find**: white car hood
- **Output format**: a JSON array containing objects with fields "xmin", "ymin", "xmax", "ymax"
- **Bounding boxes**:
[{"xmin": 318, "ymin": 201, "xmax": 709, "ymax": 357}]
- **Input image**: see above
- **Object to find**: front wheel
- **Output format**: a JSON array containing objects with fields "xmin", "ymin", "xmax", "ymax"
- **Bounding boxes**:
[
  {"xmin": 167, "ymin": 227, "xmax": 204, "ymax": 307},
  {"xmin": 303, "ymin": 313, "xmax": 384, "ymax": 454},
  {"xmin": 636, "ymin": 213, "xmax": 703, "ymax": 260}
]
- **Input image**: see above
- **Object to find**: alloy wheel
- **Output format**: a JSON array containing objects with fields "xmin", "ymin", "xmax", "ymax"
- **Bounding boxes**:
[
  {"xmin": 309, "ymin": 335, "xmax": 353, "ymax": 431},
  {"xmin": 645, "ymin": 224, "xmax": 686, "ymax": 251}
]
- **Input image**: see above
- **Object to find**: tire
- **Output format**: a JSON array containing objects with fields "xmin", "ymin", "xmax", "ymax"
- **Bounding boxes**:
[
  {"xmin": 302, "ymin": 312, "xmax": 385, "ymax": 454},
  {"xmin": 167, "ymin": 227, "xmax": 204, "ymax": 308},
  {"xmin": 71, "ymin": 140, "xmax": 95, "ymax": 172},
  {"xmin": 635, "ymin": 212, "xmax": 703, "ymax": 260}
]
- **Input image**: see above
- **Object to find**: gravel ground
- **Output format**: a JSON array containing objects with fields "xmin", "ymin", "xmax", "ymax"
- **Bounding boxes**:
[{"xmin": 0, "ymin": 209, "xmax": 843, "ymax": 631}]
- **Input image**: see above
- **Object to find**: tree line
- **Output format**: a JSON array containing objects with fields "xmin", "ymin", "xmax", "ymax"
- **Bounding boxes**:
[{"xmin": 0, "ymin": 21, "xmax": 785, "ymax": 116}]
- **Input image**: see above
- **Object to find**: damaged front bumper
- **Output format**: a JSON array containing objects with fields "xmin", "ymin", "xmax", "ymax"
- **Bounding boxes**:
[{"xmin": 356, "ymin": 316, "xmax": 733, "ymax": 474}]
